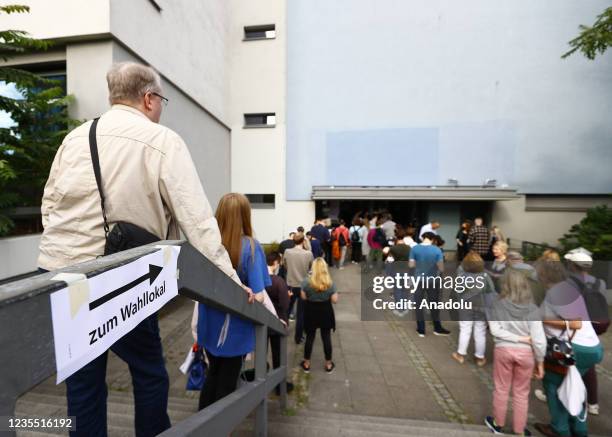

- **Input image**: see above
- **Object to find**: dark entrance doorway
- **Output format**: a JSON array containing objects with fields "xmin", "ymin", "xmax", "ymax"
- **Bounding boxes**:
[{"xmin": 315, "ymin": 199, "xmax": 493, "ymax": 250}]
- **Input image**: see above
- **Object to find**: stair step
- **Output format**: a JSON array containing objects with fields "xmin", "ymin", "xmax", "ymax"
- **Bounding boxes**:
[
  {"xmin": 17, "ymin": 390, "xmax": 199, "ymax": 412},
  {"xmin": 14, "ymin": 421, "xmax": 132, "ymax": 437},
  {"xmin": 27, "ymin": 382, "xmax": 201, "ymax": 403},
  {"xmin": 287, "ymin": 410, "xmax": 487, "ymax": 432},
  {"xmin": 237, "ymin": 419, "xmax": 492, "ymax": 437}
]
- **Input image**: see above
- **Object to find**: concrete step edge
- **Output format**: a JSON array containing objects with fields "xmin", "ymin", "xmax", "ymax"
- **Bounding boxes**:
[{"xmin": 279, "ymin": 410, "xmax": 485, "ymax": 431}]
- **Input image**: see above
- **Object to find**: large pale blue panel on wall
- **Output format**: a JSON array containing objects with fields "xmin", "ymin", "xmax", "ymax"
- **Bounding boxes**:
[{"xmin": 325, "ymin": 128, "xmax": 438, "ymax": 186}]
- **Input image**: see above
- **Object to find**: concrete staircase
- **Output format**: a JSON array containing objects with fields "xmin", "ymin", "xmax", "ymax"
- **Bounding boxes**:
[
  {"xmin": 236, "ymin": 409, "xmax": 495, "ymax": 437},
  {"xmin": 11, "ymin": 296, "xmax": 494, "ymax": 436},
  {"xmin": 16, "ymin": 389, "xmax": 495, "ymax": 437}
]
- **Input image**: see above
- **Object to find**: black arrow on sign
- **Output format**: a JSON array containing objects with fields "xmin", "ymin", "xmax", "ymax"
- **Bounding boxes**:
[{"xmin": 89, "ymin": 264, "xmax": 163, "ymax": 311}]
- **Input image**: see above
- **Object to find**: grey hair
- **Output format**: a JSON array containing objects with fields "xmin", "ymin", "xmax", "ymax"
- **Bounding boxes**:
[
  {"xmin": 499, "ymin": 268, "xmax": 533, "ymax": 305},
  {"xmin": 106, "ymin": 62, "xmax": 162, "ymax": 105}
]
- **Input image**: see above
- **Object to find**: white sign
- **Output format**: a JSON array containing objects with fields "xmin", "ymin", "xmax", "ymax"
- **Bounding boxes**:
[{"xmin": 50, "ymin": 246, "xmax": 181, "ymax": 383}]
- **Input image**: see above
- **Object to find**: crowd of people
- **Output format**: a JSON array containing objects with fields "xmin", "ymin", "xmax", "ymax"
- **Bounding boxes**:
[
  {"xmin": 35, "ymin": 61, "xmax": 608, "ymax": 437},
  {"xmin": 36, "ymin": 61, "xmax": 341, "ymax": 437},
  {"xmin": 289, "ymin": 210, "xmax": 608, "ymax": 437}
]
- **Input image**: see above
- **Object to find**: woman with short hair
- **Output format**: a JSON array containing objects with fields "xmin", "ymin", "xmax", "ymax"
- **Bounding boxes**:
[{"xmin": 452, "ymin": 251, "xmax": 496, "ymax": 367}]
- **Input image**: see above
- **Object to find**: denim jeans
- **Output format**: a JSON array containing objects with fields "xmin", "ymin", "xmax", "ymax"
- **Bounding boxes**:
[
  {"xmin": 288, "ymin": 287, "xmax": 305, "ymax": 342},
  {"xmin": 414, "ymin": 286, "xmax": 443, "ymax": 332},
  {"xmin": 543, "ymin": 342, "xmax": 603, "ymax": 437},
  {"xmin": 65, "ymin": 314, "xmax": 170, "ymax": 437}
]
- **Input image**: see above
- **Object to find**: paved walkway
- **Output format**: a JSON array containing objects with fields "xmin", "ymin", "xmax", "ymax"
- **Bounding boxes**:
[
  {"xmin": 289, "ymin": 263, "xmax": 612, "ymax": 435},
  {"xmin": 15, "ymin": 264, "xmax": 612, "ymax": 436}
]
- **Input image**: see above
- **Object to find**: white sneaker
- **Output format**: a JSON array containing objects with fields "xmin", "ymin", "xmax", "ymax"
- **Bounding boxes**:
[
  {"xmin": 534, "ymin": 389, "xmax": 547, "ymax": 402},
  {"xmin": 588, "ymin": 403, "xmax": 599, "ymax": 415},
  {"xmin": 392, "ymin": 309, "xmax": 407, "ymax": 317}
]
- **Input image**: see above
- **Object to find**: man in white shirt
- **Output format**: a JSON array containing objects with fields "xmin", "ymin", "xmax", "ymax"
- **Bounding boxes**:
[{"xmin": 419, "ymin": 221, "xmax": 440, "ymax": 241}]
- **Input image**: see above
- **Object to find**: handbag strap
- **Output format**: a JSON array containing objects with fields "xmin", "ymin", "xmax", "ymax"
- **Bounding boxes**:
[
  {"xmin": 88, "ymin": 118, "xmax": 110, "ymax": 237},
  {"xmin": 563, "ymin": 319, "xmax": 577, "ymax": 342}
]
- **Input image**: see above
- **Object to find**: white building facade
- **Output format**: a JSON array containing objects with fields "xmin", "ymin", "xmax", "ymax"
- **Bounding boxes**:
[{"xmin": 1, "ymin": 0, "xmax": 611, "ymax": 280}]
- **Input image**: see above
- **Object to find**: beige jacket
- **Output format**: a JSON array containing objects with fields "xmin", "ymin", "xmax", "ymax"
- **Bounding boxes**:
[{"xmin": 38, "ymin": 104, "xmax": 240, "ymax": 285}]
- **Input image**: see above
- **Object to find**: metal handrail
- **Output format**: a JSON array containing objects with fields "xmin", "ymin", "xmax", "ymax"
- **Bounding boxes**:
[{"xmin": 0, "ymin": 240, "xmax": 287, "ymax": 437}]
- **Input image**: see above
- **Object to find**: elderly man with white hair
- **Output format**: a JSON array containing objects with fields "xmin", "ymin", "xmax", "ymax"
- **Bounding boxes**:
[{"xmin": 38, "ymin": 62, "xmax": 250, "ymax": 437}]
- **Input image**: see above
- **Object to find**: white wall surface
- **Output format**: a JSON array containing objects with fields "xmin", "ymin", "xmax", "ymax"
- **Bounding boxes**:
[
  {"xmin": 66, "ymin": 41, "xmax": 114, "ymax": 120},
  {"xmin": 112, "ymin": 43, "xmax": 231, "ymax": 209},
  {"xmin": 0, "ymin": 235, "xmax": 41, "ymax": 280},
  {"xmin": 1, "ymin": 0, "xmax": 110, "ymax": 39},
  {"xmin": 229, "ymin": 0, "xmax": 291, "ymax": 243},
  {"xmin": 286, "ymin": 0, "xmax": 612, "ymax": 199},
  {"xmin": 109, "ymin": 0, "xmax": 231, "ymax": 124}
]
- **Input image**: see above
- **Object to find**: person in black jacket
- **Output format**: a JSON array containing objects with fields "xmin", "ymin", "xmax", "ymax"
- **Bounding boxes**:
[
  {"xmin": 310, "ymin": 218, "xmax": 331, "ymax": 264},
  {"xmin": 265, "ymin": 251, "xmax": 294, "ymax": 394}
]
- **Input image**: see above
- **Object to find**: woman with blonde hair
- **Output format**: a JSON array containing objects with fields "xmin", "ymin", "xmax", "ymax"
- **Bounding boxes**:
[
  {"xmin": 300, "ymin": 258, "xmax": 338, "ymax": 373},
  {"xmin": 198, "ymin": 193, "xmax": 268, "ymax": 410}
]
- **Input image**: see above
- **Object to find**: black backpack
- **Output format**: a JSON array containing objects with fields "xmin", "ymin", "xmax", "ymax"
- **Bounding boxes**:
[
  {"xmin": 351, "ymin": 227, "xmax": 361, "ymax": 243},
  {"xmin": 569, "ymin": 276, "xmax": 610, "ymax": 335},
  {"xmin": 374, "ymin": 228, "xmax": 387, "ymax": 247},
  {"xmin": 338, "ymin": 230, "xmax": 347, "ymax": 247}
]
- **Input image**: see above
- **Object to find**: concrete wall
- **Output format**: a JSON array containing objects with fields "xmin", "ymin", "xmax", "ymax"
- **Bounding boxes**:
[
  {"xmin": 112, "ymin": 43, "xmax": 231, "ymax": 208},
  {"xmin": 1, "ymin": 0, "xmax": 110, "ymax": 39},
  {"xmin": 229, "ymin": 0, "xmax": 297, "ymax": 242},
  {"xmin": 66, "ymin": 41, "xmax": 114, "ymax": 120},
  {"xmin": 0, "ymin": 235, "xmax": 41, "ymax": 280},
  {"xmin": 286, "ymin": 0, "xmax": 612, "ymax": 200},
  {"xmin": 109, "ymin": 0, "xmax": 231, "ymax": 124},
  {"xmin": 492, "ymin": 197, "xmax": 586, "ymax": 246}
]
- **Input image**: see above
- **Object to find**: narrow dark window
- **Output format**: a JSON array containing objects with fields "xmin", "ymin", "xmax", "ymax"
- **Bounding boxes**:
[
  {"xmin": 244, "ymin": 24, "xmax": 276, "ymax": 41},
  {"xmin": 245, "ymin": 194, "xmax": 275, "ymax": 209},
  {"xmin": 244, "ymin": 113, "xmax": 276, "ymax": 128}
]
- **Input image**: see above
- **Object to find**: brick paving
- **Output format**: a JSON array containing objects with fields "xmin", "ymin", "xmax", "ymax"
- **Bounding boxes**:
[{"xmin": 290, "ymin": 263, "xmax": 612, "ymax": 435}]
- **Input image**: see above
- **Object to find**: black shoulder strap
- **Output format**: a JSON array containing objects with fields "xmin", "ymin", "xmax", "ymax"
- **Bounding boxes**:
[
  {"xmin": 88, "ymin": 118, "xmax": 110, "ymax": 236},
  {"xmin": 568, "ymin": 275, "xmax": 587, "ymax": 294}
]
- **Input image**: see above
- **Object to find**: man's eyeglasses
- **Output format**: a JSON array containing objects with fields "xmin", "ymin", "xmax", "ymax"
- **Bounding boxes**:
[{"xmin": 151, "ymin": 92, "xmax": 169, "ymax": 107}]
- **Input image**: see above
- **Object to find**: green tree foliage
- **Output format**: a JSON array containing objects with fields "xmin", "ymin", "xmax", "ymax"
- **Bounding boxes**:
[
  {"xmin": 0, "ymin": 5, "xmax": 76, "ymax": 235},
  {"xmin": 559, "ymin": 205, "xmax": 612, "ymax": 260},
  {"xmin": 563, "ymin": 7, "xmax": 612, "ymax": 60}
]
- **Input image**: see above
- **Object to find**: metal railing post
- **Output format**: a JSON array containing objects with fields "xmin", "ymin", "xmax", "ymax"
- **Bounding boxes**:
[
  {"xmin": 1, "ymin": 241, "xmax": 289, "ymax": 437},
  {"xmin": 254, "ymin": 324, "xmax": 268, "ymax": 437},
  {"xmin": 279, "ymin": 334, "xmax": 287, "ymax": 410}
]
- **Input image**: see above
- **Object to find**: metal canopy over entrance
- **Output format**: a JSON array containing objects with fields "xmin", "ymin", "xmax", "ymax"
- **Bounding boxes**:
[{"xmin": 311, "ymin": 186, "xmax": 520, "ymax": 201}]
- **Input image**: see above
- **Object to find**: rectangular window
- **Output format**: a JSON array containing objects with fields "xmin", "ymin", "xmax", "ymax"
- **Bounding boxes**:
[
  {"xmin": 0, "ymin": 66, "xmax": 67, "ymax": 130},
  {"xmin": 245, "ymin": 194, "xmax": 275, "ymax": 209},
  {"xmin": 244, "ymin": 24, "xmax": 276, "ymax": 41},
  {"xmin": 244, "ymin": 112, "xmax": 276, "ymax": 128}
]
